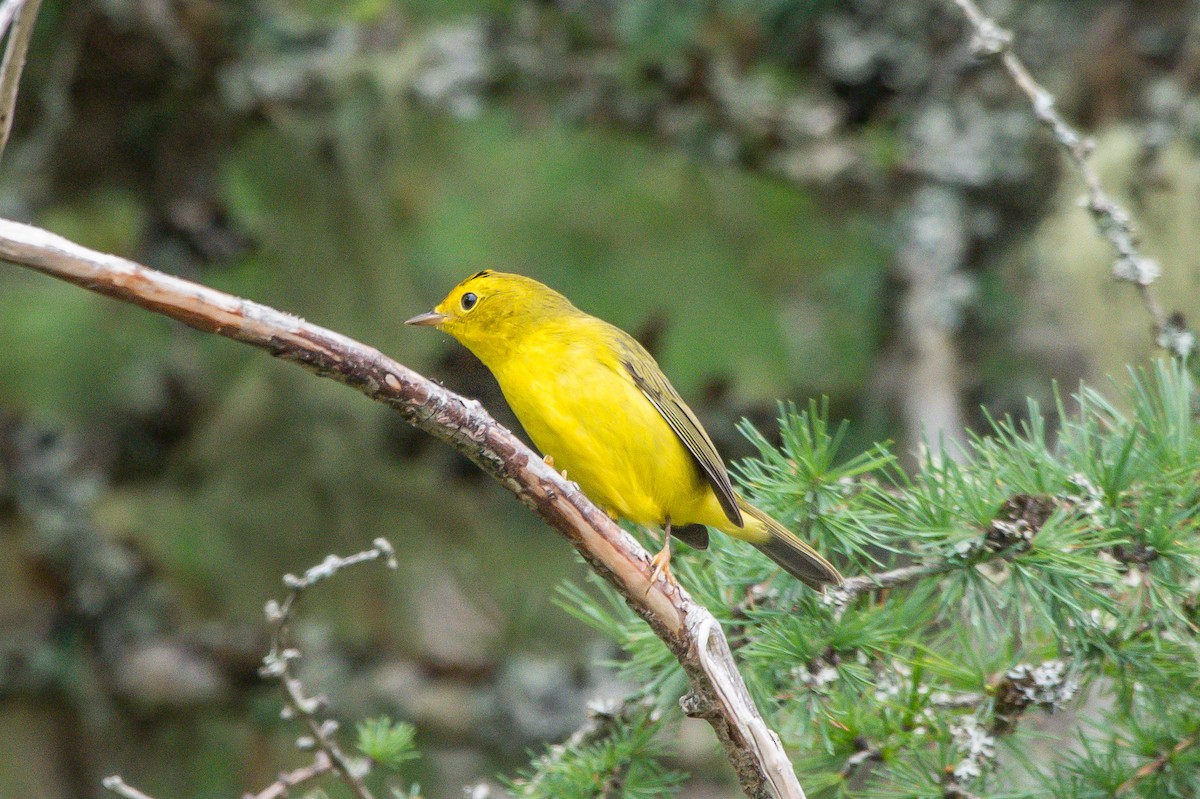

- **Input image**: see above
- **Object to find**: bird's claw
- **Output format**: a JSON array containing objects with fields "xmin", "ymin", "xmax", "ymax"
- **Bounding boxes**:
[
  {"xmin": 645, "ymin": 543, "xmax": 677, "ymax": 595},
  {"xmin": 541, "ymin": 454, "xmax": 568, "ymax": 479}
]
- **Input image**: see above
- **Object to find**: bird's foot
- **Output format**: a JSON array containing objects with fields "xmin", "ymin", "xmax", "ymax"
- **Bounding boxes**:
[{"xmin": 646, "ymin": 539, "xmax": 677, "ymax": 593}]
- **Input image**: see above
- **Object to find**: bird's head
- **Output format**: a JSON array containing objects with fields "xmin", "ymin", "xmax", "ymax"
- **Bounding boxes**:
[{"xmin": 406, "ymin": 270, "xmax": 576, "ymax": 362}]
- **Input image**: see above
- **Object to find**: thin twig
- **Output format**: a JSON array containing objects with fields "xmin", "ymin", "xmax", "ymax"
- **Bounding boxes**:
[
  {"xmin": 101, "ymin": 776, "xmax": 161, "ymax": 799},
  {"xmin": 105, "ymin": 746, "xmax": 337, "ymax": 799},
  {"xmin": 825, "ymin": 561, "xmax": 949, "ymax": 622},
  {"xmin": 244, "ymin": 751, "xmax": 335, "ymax": 799},
  {"xmin": 1114, "ymin": 734, "xmax": 1197, "ymax": 795},
  {"xmin": 0, "ymin": 0, "xmax": 41, "ymax": 164},
  {"xmin": 0, "ymin": 217, "xmax": 808, "ymax": 799},
  {"xmin": 835, "ymin": 562, "xmax": 946, "ymax": 604},
  {"xmin": 102, "ymin": 543, "xmax": 400, "ymax": 799},
  {"xmin": 259, "ymin": 539, "xmax": 401, "ymax": 799},
  {"xmin": 948, "ymin": 0, "xmax": 1192, "ymax": 359},
  {"xmin": 828, "ymin": 506, "xmax": 1048, "ymax": 616}
]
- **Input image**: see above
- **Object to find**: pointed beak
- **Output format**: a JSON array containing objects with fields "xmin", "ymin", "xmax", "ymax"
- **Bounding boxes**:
[{"xmin": 405, "ymin": 311, "xmax": 448, "ymax": 327}]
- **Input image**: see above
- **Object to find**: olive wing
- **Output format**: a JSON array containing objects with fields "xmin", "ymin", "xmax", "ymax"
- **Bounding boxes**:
[{"xmin": 617, "ymin": 337, "xmax": 744, "ymax": 528}]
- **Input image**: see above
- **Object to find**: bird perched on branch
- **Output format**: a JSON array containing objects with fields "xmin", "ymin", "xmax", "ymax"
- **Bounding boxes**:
[{"xmin": 407, "ymin": 271, "xmax": 842, "ymax": 591}]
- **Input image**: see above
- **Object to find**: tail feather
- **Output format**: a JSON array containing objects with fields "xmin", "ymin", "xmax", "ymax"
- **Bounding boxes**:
[{"xmin": 738, "ymin": 499, "xmax": 843, "ymax": 591}]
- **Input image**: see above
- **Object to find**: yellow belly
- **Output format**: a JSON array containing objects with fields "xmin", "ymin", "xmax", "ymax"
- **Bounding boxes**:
[{"xmin": 491, "ymin": 334, "xmax": 731, "ymax": 531}]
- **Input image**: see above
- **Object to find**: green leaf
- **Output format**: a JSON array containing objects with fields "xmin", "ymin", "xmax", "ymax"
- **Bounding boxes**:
[{"xmin": 356, "ymin": 717, "xmax": 419, "ymax": 771}]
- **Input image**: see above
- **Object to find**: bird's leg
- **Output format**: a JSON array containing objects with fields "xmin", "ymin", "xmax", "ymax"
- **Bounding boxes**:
[{"xmin": 648, "ymin": 516, "xmax": 677, "ymax": 589}]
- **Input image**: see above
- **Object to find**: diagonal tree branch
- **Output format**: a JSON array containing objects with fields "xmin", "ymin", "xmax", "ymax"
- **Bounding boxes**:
[
  {"xmin": 0, "ymin": 216, "xmax": 806, "ymax": 799},
  {"xmin": 948, "ymin": 0, "xmax": 1193, "ymax": 359}
]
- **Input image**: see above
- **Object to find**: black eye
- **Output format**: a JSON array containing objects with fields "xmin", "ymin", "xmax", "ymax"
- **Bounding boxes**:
[{"xmin": 460, "ymin": 292, "xmax": 478, "ymax": 311}]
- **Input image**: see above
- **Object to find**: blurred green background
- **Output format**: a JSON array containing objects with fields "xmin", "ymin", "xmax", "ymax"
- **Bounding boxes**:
[{"xmin": 2, "ymin": 0, "xmax": 1198, "ymax": 797}]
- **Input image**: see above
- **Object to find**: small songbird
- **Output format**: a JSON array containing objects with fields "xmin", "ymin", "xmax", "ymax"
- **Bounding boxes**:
[{"xmin": 407, "ymin": 271, "xmax": 842, "ymax": 591}]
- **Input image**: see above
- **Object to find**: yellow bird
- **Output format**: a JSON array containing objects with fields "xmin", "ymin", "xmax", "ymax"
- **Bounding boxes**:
[{"xmin": 407, "ymin": 271, "xmax": 842, "ymax": 591}]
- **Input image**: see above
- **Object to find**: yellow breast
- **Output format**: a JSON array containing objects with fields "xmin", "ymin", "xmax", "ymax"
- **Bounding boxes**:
[{"xmin": 489, "ymin": 320, "xmax": 727, "ymax": 529}]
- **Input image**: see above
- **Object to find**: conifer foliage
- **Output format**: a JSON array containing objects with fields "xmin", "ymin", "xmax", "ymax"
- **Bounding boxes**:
[{"xmin": 541, "ymin": 361, "xmax": 1200, "ymax": 798}]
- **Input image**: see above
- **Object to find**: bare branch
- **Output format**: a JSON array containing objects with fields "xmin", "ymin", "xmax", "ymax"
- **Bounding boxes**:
[
  {"xmin": 100, "ymin": 543, "xmax": 397, "ymax": 799},
  {"xmin": 102, "ymin": 776, "xmax": 161, "ymax": 799},
  {"xmin": 948, "ymin": 0, "xmax": 1192, "ymax": 359},
  {"xmin": 0, "ymin": 0, "xmax": 41, "ymax": 164},
  {"xmin": 834, "ymin": 562, "xmax": 945, "ymax": 605},
  {"xmin": 0, "ymin": 217, "xmax": 807, "ymax": 799},
  {"xmin": 243, "ymin": 750, "xmax": 335, "ymax": 799},
  {"xmin": 259, "ymin": 540, "xmax": 400, "ymax": 799}
]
